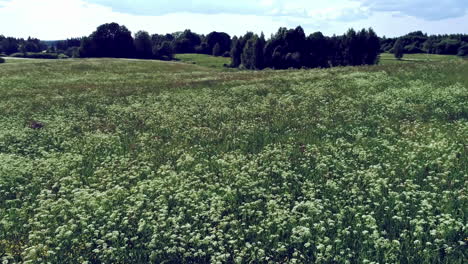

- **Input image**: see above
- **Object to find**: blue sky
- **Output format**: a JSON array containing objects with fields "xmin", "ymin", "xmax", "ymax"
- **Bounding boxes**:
[{"xmin": 0, "ymin": 0, "xmax": 467, "ymax": 39}]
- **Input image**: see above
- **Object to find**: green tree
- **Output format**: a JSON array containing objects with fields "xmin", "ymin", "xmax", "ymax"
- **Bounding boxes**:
[
  {"xmin": 89, "ymin": 22, "xmax": 135, "ymax": 58},
  {"xmin": 393, "ymin": 38, "xmax": 404, "ymax": 60},
  {"xmin": 195, "ymin": 42, "xmax": 210, "ymax": 54},
  {"xmin": 253, "ymin": 33, "xmax": 266, "ymax": 69},
  {"xmin": 212, "ymin": 43, "xmax": 222, "ymax": 56},
  {"xmin": 307, "ymin": 32, "xmax": 329, "ymax": 68},
  {"xmin": 78, "ymin": 37, "xmax": 96, "ymax": 57},
  {"xmin": 365, "ymin": 28, "xmax": 381, "ymax": 65},
  {"xmin": 343, "ymin": 28, "xmax": 359, "ymax": 65},
  {"xmin": 172, "ymin": 30, "xmax": 201, "ymax": 53},
  {"xmin": 206, "ymin": 32, "xmax": 231, "ymax": 55},
  {"xmin": 153, "ymin": 41, "xmax": 173, "ymax": 60},
  {"xmin": 230, "ymin": 36, "xmax": 241, "ymax": 67},
  {"xmin": 423, "ymin": 38, "xmax": 436, "ymax": 54},
  {"xmin": 134, "ymin": 31, "xmax": 153, "ymax": 59},
  {"xmin": 241, "ymin": 38, "xmax": 255, "ymax": 69}
]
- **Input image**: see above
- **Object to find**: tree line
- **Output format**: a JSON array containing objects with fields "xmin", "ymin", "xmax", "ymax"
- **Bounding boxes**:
[
  {"xmin": 77, "ymin": 24, "xmax": 381, "ymax": 69},
  {"xmin": 0, "ymin": 36, "xmax": 47, "ymax": 55},
  {"xmin": 77, "ymin": 23, "xmax": 233, "ymax": 60},
  {"xmin": 2, "ymin": 23, "xmax": 467, "ymax": 69},
  {"xmin": 231, "ymin": 27, "xmax": 380, "ymax": 69},
  {"xmin": 381, "ymin": 31, "xmax": 468, "ymax": 57}
]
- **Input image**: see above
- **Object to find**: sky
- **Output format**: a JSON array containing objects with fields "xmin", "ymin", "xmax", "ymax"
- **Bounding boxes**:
[{"xmin": 0, "ymin": 0, "xmax": 467, "ymax": 40}]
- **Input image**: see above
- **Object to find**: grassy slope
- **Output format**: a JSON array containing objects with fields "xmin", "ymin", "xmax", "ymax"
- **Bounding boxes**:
[{"xmin": 0, "ymin": 58, "xmax": 467, "ymax": 263}]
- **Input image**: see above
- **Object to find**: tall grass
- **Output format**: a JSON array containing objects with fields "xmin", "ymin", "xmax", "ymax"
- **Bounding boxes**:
[{"xmin": 0, "ymin": 58, "xmax": 467, "ymax": 263}]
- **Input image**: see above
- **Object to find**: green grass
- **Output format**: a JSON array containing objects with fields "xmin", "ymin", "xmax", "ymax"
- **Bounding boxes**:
[
  {"xmin": 379, "ymin": 52, "xmax": 462, "ymax": 65},
  {"xmin": 175, "ymin": 53, "xmax": 232, "ymax": 70},
  {"xmin": 0, "ymin": 58, "xmax": 467, "ymax": 263}
]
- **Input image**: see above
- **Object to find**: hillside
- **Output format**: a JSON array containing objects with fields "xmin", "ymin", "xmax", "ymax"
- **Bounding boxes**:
[{"xmin": 0, "ymin": 58, "xmax": 467, "ymax": 263}]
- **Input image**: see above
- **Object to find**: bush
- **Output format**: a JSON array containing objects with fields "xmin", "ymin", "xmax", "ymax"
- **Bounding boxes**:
[
  {"xmin": 0, "ymin": 57, "xmax": 5, "ymax": 63},
  {"xmin": 222, "ymin": 51, "xmax": 231, "ymax": 57}
]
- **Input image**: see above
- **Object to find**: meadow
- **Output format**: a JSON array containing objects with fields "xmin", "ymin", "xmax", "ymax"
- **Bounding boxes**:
[
  {"xmin": 0, "ymin": 55, "xmax": 467, "ymax": 263},
  {"xmin": 378, "ymin": 53, "xmax": 463, "ymax": 65}
]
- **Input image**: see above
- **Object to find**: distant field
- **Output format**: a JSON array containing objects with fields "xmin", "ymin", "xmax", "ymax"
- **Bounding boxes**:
[
  {"xmin": 175, "ymin": 53, "xmax": 464, "ymax": 68},
  {"xmin": 175, "ymin": 53, "xmax": 232, "ymax": 70},
  {"xmin": 2, "ymin": 57, "xmax": 51, "ymax": 64},
  {"xmin": 0, "ymin": 58, "xmax": 467, "ymax": 263},
  {"xmin": 379, "ymin": 52, "xmax": 462, "ymax": 65},
  {"xmin": 4, "ymin": 53, "xmax": 462, "ymax": 67}
]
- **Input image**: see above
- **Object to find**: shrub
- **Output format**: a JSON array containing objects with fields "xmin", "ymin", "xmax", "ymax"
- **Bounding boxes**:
[{"xmin": 0, "ymin": 57, "xmax": 5, "ymax": 63}]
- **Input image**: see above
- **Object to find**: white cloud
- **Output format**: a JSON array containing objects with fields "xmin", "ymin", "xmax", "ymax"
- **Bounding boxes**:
[
  {"xmin": 0, "ymin": 0, "xmax": 116, "ymax": 39},
  {"xmin": 84, "ymin": 0, "xmax": 363, "ymax": 17},
  {"xmin": 82, "ymin": 0, "xmax": 468, "ymax": 21},
  {"xmin": 322, "ymin": 11, "xmax": 468, "ymax": 37},
  {"xmin": 0, "ymin": 0, "xmax": 366, "ymax": 39},
  {"xmin": 358, "ymin": 0, "xmax": 468, "ymax": 20}
]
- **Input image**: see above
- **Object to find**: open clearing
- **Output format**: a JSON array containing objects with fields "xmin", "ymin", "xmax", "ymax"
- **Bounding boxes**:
[{"xmin": 0, "ymin": 57, "xmax": 467, "ymax": 263}]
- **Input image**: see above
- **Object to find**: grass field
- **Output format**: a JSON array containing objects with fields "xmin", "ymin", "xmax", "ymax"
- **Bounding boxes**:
[
  {"xmin": 173, "ymin": 52, "xmax": 464, "ymax": 68},
  {"xmin": 175, "ymin": 54, "xmax": 232, "ymax": 70},
  {"xmin": 379, "ymin": 53, "xmax": 463, "ymax": 65},
  {"xmin": 0, "ymin": 57, "xmax": 467, "ymax": 263}
]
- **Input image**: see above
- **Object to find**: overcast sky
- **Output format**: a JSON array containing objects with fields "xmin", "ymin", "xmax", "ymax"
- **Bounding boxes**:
[{"xmin": 0, "ymin": 0, "xmax": 467, "ymax": 40}]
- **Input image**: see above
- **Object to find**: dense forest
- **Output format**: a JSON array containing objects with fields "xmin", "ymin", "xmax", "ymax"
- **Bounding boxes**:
[
  {"xmin": 1, "ymin": 23, "xmax": 467, "ymax": 68},
  {"xmin": 230, "ymin": 27, "xmax": 380, "ymax": 69}
]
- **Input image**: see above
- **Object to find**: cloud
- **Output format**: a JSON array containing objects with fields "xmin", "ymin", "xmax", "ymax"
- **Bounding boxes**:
[
  {"xmin": 82, "ymin": 0, "xmax": 468, "ymax": 21},
  {"xmin": 83, "ymin": 0, "xmax": 369, "ymax": 21},
  {"xmin": 84, "ymin": 0, "xmax": 276, "ymax": 16},
  {"xmin": 358, "ymin": 0, "xmax": 468, "ymax": 20}
]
